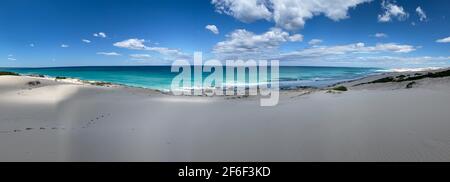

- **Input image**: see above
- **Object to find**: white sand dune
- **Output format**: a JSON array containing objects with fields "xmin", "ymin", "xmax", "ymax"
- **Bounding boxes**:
[{"xmin": 1, "ymin": 73, "xmax": 450, "ymax": 162}]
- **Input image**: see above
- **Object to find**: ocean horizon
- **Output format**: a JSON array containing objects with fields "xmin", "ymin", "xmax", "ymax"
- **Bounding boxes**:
[{"xmin": 1, "ymin": 66, "xmax": 382, "ymax": 91}]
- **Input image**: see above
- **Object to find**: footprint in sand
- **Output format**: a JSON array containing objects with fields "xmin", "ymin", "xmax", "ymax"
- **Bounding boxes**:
[
  {"xmin": 81, "ymin": 113, "xmax": 111, "ymax": 129},
  {"xmin": 2, "ymin": 126, "xmax": 72, "ymax": 134}
]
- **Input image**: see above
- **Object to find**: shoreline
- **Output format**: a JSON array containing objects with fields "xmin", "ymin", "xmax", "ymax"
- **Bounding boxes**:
[
  {"xmin": 2, "ymin": 67, "xmax": 450, "ymax": 161},
  {"xmin": 0, "ymin": 66, "xmax": 385, "ymax": 93},
  {"xmin": 0, "ymin": 69, "xmax": 381, "ymax": 94},
  {"xmin": 2, "ymin": 66, "xmax": 450, "ymax": 98},
  {"xmin": 13, "ymin": 66, "xmax": 450, "ymax": 94}
]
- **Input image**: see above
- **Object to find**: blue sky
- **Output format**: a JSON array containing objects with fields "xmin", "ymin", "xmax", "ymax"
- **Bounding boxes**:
[{"xmin": 1, "ymin": 0, "xmax": 450, "ymax": 68}]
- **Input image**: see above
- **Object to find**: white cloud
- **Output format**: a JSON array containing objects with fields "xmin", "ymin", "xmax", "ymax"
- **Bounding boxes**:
[
  {"xmin": 129, "ymin": 54, "xmax": 152, "ymax": 61},
  {"xmin": 436, "ymin": 37, "xmax": 450, "ymax": 43},
  {"xmin": 374, "ymin": 43, "xmax": 416, "ymax": 53},
  {"xmin": 351, "ymin": 56, "xmax": 450, "ymax": 68},
  {"xmin": 61, "ymin": 44, "xmax": 69, "ymax": 48},
  {"xmin": 205, "ymin": 25, "xmax": 220, "ymax": 34},
  {"xmin": 308, "ymin": 39, "xmax": 323, "ymax": 46},
  {"xmin": 130, "ymin": 54, "xmax": 151, "ymax": 58},
  {"xmin": 212, "ymin": 0, "xmax": 372, "ymax": 30},
  {"xmin": 373, "ymin": 33, "xmax": 388, "ymax": 38},
  {"xmin": 82, "ymin": 39, "xmax": 91, "ymax": 43},
  {"xmin": 7, "ymin": 54, "xmax": 16, "ymax": 61},
  {"xmin": 213, "ymin": 28, "xmax": 302, "ymax": 55},
  {"xmin": 97, "ymin": 52, "xmax": 121, "ymax": 56},
  {"xmin": 378, "ymin": 0, "xmax": 408, "ymax": 22},
  {"xmin": 416, "ymin": 6, "xmax": 427, "ymax": 22},
  {"xmin": 113, "ymin": 39, "xmax": 190, "ymax": 59},
  {"xmin": 146, "ymin": 47, "xmax": 190, "ymax": 59},
  {"xmin": 273, "ymin": 43, "xmax": 431, "ymax": 67},
  {"xmin": 288, "ymin": 34, "xmax": 303, "ymax": 42},
  {"xmin": 278, "ymin": 55, "xmax": 450, "ymax": 67},
  {"xmin": 113, "ymin": 39, "xmax": 147, "ymax": 50},
  {"xmin": 212, "ymin": 0, "xmax": 272, "ymax": 23},
  {"xmin": 280, "ymin": 42, "xmax": 416, "ymax": 59},
  {"xmin": 93, "ymin": 32, "xmax": 107, "ymax": 38}
]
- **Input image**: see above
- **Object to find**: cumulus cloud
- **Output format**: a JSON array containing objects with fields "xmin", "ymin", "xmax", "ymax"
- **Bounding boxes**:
[
  {"xmin": 61, "ymin": 44, "xmax": 69, "ymax": 48},
  {"xmin": 113, "ymin": 39, "xmax": 190, "ymax": 59},
  {"xmin": 308, "ymin": 39, "xmax": 323, "ymax": 46},
  {"xmin": 416, "ymin": 6, "xmax": 427, "ymax": 22},
  {"xmin": 93, "ymin": 32, "xmax": 107, "ymax": 38},
  {"xmin": 213, "ymin": 28, "xmax": 303, "ymax": 55},
  {"xmin": 436, "ymin": 37, "xmax": 450, "ymax": 43},
  {"xmin": 82, "ymin": 39, "xmax": 91, "ymax": 43},
  {"xmin": 212, "ymin": 0, "xmax": 371, "ymax": 30},
  {"xmin": 212, "ymin": 0, "xmax": 272, "ymax": 23},
  {"xmin": 205, "ymin": 25, "xmax": 220, "ymax": 34},
  {"xmin": 378, "ymin": 0, "xmax": 408, "ymax": 22},
  {"xmin": 97, "ymin": 52, "xmax": 121, "ymax": 56},
  {"xmin": 372, "ymin": 33, "xmax": 388, "ymax": 38}
]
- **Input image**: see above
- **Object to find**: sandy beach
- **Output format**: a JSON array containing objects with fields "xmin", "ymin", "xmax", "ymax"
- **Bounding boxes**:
[{"xmin": 1, "ymin": 69, "xmax": 450, "ymax": 162}]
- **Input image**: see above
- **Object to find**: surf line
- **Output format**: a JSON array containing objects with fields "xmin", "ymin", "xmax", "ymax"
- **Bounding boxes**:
[{"xmin": 170, "ymin": 52, "xmax": 280, "ymax": 106}]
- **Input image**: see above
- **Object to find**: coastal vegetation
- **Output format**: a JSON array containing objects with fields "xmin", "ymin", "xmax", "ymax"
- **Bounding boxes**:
[
  {"xmin": 355, "ymin": 69, "xmax": 450, "ymax": 86},
  {"xmin": 332, "ymin": 86, "xmax": 348, "ymax": 91},
  {"xmin": 55, "ymin": 76, "xmax": 67, "ymax": 79},
  {"xmin": 0, "ymin": 71, "xmax": 19, "ymax": 76}
]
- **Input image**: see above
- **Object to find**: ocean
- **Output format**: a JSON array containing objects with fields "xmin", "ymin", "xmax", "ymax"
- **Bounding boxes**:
[{"xmin": 1, "ymin": 66, "xmax": 382, "ymax": 91}]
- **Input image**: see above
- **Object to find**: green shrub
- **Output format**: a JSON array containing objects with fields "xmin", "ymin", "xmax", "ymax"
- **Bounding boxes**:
[
  {"xmin": 332, "ymin": 86, "xmax": 348, "ymax": 91},
  {"xmin": 0, "ymin": 71, "xmax": 19, "ymax": 76}
]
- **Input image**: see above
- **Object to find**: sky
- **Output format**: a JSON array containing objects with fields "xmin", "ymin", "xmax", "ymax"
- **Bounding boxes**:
[{"xmin": 1, "ymin": 0, "xmax": 450, "ymax": 68}]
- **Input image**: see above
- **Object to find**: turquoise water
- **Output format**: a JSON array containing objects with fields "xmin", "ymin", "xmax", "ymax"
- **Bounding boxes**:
[{"xmin": 1, "ymin": 66, "xmax": 382, "ymax": 91}]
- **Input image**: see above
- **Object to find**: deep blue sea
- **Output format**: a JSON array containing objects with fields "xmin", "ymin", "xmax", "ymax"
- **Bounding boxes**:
[{"xmin": 1, "ymin": 66, "xmax": 382, "ymax": 91}]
